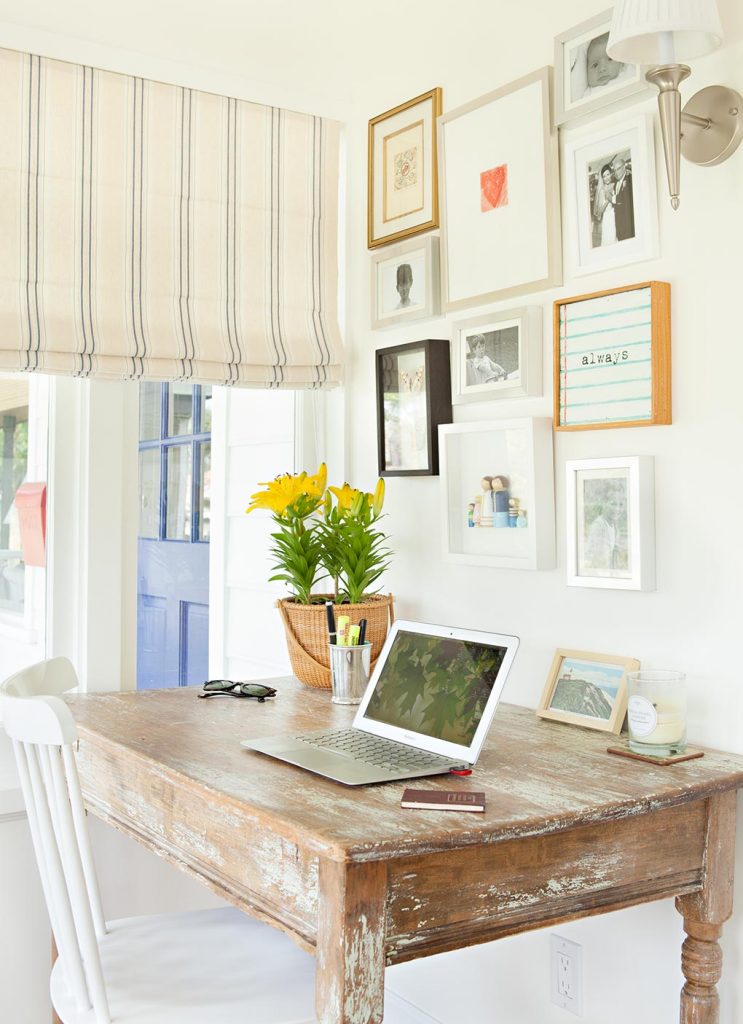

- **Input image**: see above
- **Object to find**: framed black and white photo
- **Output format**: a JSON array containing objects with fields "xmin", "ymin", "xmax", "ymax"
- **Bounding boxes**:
[
  {"xmin": 562, "ymin": 111, "xmax": 658, "ymax": 277},
  {"xmin": 451, "ymin": 307, "xmax": 542, "ymax": 404},
  {"xmin": 376, "ymin": 339, "xmax": 451, "ymax": 476},
  {"xmin": 371, "ymin": 236, "xmax": 440, "ymax": 329},
  {"xmin": 566, "ymin": 456, "xmax": 655, "ymax": 591},
  {"xmin": 554, "ymin": 9, "xmax": 649, "ymax": 125}
]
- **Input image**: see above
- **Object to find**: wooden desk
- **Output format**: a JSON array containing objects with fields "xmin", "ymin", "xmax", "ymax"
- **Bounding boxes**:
[{"xmin": 65, "ymin": 681, "xmax": 743, "ymax": 1024}]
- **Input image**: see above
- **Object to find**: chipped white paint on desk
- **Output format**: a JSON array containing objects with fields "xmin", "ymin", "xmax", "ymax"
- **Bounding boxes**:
[{"xmin": 65, "ymin": 680, "xmax": 743, "ymax": 1024}]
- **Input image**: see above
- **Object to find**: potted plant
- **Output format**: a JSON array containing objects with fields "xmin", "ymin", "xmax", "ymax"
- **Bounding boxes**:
[{"xmin": 246, "ymin": 465, "xmax": 394, "ymax": 688}]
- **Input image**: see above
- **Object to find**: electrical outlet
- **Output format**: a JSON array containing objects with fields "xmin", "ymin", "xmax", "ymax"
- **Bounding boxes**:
[{"xmin": 550, "ymin": 934, "xmax": 583, "ymax": 1015}]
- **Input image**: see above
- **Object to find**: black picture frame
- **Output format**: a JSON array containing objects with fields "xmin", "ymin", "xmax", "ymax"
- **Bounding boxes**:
[{"xmin": 375, "ymin": 339, "xmax": 452, "ymax": 477}]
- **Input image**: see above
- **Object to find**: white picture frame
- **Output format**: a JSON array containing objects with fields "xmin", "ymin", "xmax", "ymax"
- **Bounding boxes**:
[
  {"xmin": 566, "ymin": 456, "xmax": 655, "ymax": 591},
  {"xmin": 451, "ymin": 306, "xmax": 542, "ymax": 404},
  {"xmin": 439, "ymin": 418, "xmax": 555, "ymax": 571},
  {"xmin": 371, "ymin": 236, "xmax": 440, "ymax": 330},
  {"xmin": 562, "ymin": 111, "xmax": 659, "ymax": 278},
  {"xmin": 439, "ymin": 68, "xmax": 562, "ymax": 312},
  {"xmin": 554, "ymin": 9, "xmax": 650, "ymax": 126}
]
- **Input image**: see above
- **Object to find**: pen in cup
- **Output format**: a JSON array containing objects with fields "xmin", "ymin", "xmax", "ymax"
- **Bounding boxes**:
[
  {"xmin": 325, "ymin": 601, "xmax": 337, "ymax": 645},
  {"xmin": 358, "ymin": 618, "xmax": 367, "ymax": 646},
  {"xmin": 348, "ymin": 624, "xmax": 360, "ymax": 646}
]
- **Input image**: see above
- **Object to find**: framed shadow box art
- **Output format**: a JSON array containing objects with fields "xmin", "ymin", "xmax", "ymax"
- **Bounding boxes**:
[
  {"xmin": 376, "ymin": 339, "xmax": 452, "ymax": 477},
  {"xmin": 439, "ymin": 418, "xmax": 555, "ymax": 571},
  {"xmin": 537, "ymin": 649, "xmax": 640, "ymax": 734},
  {"xmin": 451, "ymin": 306, "xmax": 542, "ymax": 405},
  {"xmin": 368, "ymin": 88, "xmax": 442, "ymax": 249},
  {"xmin": 554, "ymin": 281, "xmax": 671, "ymax": 431},
  {"xmin": 371, "ymin": 236, "xmax": 440, "ymax": 330}
]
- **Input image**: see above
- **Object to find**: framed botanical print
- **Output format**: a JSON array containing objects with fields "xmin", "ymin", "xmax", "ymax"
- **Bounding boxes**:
[
  {"xmin": 554, "ymin": 281, "xmax": 671, "ymax": 431},
  {"xmin": 537, "ymin": 649, "xmax": 639, "ymax": 734},
  {"xmin": 554, "ymin": 9, "xmax": 649, "ymax": 125},
  {"xmin": 439, "ymin": 67, "xmax": 561, "ymax": 311},
  {"xmin": 368, "ymin": 88, "xmax": 442, "ymax": 249},
  {"xmin": 376, "ymin": 339, "xmax": 452, "ymax": 476},
  {"xmin": 371, "ymin": 236, "xmax": 440, "ymax": 330},
  {"xmin": 565, "ymin": 456, "xmax": 655, "ymax": 591},
  {"xmin": 451, "ymin": 306, "xmax": 542, "ymax": 404}
]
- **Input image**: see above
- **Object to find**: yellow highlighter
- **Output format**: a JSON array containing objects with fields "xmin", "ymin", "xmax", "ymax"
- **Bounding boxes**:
[{"xmin": 336, "ymin": 615, "xmax": 350, "ymax": 646}]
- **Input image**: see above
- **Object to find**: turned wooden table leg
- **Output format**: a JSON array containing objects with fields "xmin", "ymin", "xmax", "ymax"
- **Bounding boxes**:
[
  {"xmin": 676, "ymin": 791, "xmax": 737, "ymax": 1024},
  {"xmin": 316, "ymin": 858, "xmax": 388, "ymax": 1024}
]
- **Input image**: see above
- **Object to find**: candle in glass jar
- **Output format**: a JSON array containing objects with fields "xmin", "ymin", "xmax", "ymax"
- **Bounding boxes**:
[{"xmin": 627, "ymin": 670, "xmax": 687, "ymax": 756}]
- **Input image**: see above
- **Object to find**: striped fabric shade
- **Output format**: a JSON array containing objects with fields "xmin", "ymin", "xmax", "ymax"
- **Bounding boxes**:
[{"xmin": 0, "ymin": 48, "xmax": 343, "ymax": 387}]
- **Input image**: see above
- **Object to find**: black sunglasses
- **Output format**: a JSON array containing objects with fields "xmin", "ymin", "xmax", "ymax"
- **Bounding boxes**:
[{"xmin": 198, "ymin": 680, "xmax": 277, "ymax": 702}]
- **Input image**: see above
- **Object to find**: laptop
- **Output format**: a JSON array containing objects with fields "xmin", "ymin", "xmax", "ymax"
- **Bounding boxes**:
[{"xmin": 241, "ymin": 619, "xmax": 519, "ymax": 786}]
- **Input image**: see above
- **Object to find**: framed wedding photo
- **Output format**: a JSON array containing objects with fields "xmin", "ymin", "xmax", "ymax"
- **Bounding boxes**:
[
  {"xmin": 368, "ymin": 88, "xmax": 442, "ymax": 249},
  {"xmin": 451, "ymin": 307, "xmax": 542, "ymax": 404},
  {"xmin": 562, "ymin": 111, "xmax": 658, "ymax": 278},
  {"xmin": 371, "ymin": 236, "xmax": 440, "ymax": 330},
  {"xmin": 439, "ymin": 68, "xmax": 561, "ymax": 311},
  {"xmin": 554, "ymin": 9, "xmax": 649, "ymax": 126},
  {"xmin": 537, "ymin": 648, "xmax": 639, "ymax": 734},
  {"xmin": 565, "ymin": 456, "xmax": 655, "ymax": 591}
]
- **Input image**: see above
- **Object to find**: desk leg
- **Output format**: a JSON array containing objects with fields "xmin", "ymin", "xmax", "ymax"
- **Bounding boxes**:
[
  {"xmin": 676, "ymin": 792, "xmax": 737, "ymax": 1024},
  {"xmin": 316, "ymin": 859, "xmax": 387, "ymax": 1024}
]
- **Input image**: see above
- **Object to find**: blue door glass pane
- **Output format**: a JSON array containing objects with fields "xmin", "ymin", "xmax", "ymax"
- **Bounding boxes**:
[
  {"xmin": 138, "ymin": 448, "xmax": 161, "ymax": 539},
  {"xmin": 165, "ymin": 445, "xmax": 192, "ymax": 541},
  {"xmin": 139, "ymin": 382, "xmax": 161, "ymax": 441},
  {"xmin": 197, "ymin": 441, "xmax": 211, "ymax": 542},
  {"xmin": 167, "ymin": 383, "xmax": 194, "ymax": 437}
]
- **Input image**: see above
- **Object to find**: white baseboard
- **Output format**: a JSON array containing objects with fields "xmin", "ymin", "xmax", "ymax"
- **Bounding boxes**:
[
  {"xmin": 0, "ymin": 786, "xmax": 25, "ymax": 824},
  {"xmin": 385, "ymin": 988, "xmax": 444, "ymax": 1024}
]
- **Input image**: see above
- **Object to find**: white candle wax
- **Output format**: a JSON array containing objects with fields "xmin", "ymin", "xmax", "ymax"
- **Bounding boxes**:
[{"xmin": 628, "ymin": 695, "xmax": 685, "ymax": 744}]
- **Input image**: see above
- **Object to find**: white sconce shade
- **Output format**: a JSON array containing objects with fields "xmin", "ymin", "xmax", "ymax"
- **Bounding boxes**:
[{"xmin": 608, "ymin": 0, "xmax": 724, "ymax": 64}]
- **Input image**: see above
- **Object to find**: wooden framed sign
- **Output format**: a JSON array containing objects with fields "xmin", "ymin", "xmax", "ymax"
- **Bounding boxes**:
[{"xmin": 554, "ymin": 281, "xmax": 671, "ymax": 431}]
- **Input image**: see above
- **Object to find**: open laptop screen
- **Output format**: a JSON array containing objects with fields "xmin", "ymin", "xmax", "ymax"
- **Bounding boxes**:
[{"xmin": 362, "ymin": 629, "xmax": 507, "ymax": 746}]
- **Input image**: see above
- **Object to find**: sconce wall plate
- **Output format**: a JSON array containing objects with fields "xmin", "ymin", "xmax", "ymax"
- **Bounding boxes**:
[{"xmin": 681, "ymin": 85, "xmax": 743, "ymax": 166}]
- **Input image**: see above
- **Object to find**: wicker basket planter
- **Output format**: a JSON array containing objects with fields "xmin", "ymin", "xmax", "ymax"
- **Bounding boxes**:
[{"xmin": 277, "ymin": 594, "xmax": 395, "ymax": 689}]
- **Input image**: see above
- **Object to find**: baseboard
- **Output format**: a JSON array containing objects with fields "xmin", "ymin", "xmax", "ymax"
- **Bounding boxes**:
[
  {"xmin": 0, "ymin": 786, "xmax": 26, "ymax": 823},
  {"xmin": 385, "ymin": 988, "xmax": 444, "ymax": 1024}
]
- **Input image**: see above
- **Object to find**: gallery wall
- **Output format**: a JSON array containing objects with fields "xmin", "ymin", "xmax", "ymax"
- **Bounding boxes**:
[{"xmin": 342, "ymin": 1, "xmax": 743, "ymax": 1021}]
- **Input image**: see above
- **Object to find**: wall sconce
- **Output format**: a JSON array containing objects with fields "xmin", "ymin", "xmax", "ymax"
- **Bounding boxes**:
[{"xmin": 608, "ymin": 0, "xmax": 742, "ymax": 209}]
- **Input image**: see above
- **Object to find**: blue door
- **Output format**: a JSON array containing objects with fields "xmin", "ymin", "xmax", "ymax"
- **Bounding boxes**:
[{"xmin": 137, "ymin": 383, "xmax": 212, "ymax": 689}]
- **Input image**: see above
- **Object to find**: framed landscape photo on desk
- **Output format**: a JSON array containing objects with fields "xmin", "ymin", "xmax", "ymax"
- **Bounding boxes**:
[{"xmin": 537, "ymin": 648, "xmax": 640, "ymax": 734}]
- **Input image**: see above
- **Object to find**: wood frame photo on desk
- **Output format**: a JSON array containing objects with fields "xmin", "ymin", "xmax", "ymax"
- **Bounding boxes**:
[
  {"xmin": 537, "ymin": 648, "xmax": 640, "ymax": 734},
  {"xmin": 554, "ymin": 281, "xmax": 671, "ymax": 431},
  {"xmin": 376, "ymin": 339, "xmax": 452, "ymax": 476},
  {"xmin": 368, "ymin": 87, "xmax": 442, "ymax": 249}
]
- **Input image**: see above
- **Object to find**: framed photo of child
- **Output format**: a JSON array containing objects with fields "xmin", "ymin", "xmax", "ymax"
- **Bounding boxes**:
[
  {"xmin": 554, "ymin": 9, "xmax": 649, "ymax": 125},
  {"xmin": 451, "ymin": 307, "xmax": 542, "ymax": 405},
  {"xmin": 371, "ymin": 236, "xmax": 441, "ymax": 330}
]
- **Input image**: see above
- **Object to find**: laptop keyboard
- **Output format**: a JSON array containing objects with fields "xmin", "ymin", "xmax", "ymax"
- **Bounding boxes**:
[{"xmin": 294, "ymin": 728, "xmax": 457, "ymax": 772}]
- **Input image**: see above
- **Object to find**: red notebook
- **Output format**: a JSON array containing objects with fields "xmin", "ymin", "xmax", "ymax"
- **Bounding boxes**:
[{"xmin": 401, "ymin": 788, "xmax": 485, "ymax": 812}]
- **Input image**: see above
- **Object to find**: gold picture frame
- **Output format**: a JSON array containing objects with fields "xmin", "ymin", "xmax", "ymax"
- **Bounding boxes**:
[
  {"xmin": 368, "ymin": 88, "xmax": 442, "ymax": 249},
  {"xmin": 537, "ymin": 648, "xmax": 640, "ymax": 734}
]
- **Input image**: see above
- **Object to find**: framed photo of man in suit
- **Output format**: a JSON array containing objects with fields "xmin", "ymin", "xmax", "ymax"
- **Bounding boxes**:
[{"xmin": 561, "ymin": 112, "xmax": 658, "ymax": 278}]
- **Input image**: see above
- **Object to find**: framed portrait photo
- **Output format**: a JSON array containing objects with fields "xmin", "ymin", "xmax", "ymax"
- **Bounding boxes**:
[
  {"xmin": 376, "ymin": 339, "xmax": 452, "ymax": 476},
  {"xmin": 554, "ymin": 9, "xmax": 649, "ymax": 125},
  {"xmin": 371, "ymin": 236, "xmax": 440, "ymax": 330},
  {"xmin": 566, "ymin": 456, "xmax": 655, "ymax": 591},
  {"xmin": 451, "ymin": 306, "xmax": 542, "ymax": 404},
  {"xmin": 562, "ymin": 111, "xmax": 658, "ymax": 278},
  {"xmin": 554, "ymin": 281, "xmax": 671, "ymax": 431},
  {"xmin": 439, "ymin": 68, "xmax": 562, "ymax": 311},
  {"xmin": 537, "ymin": 649, "xmax": 640, "ymax": 734},
  {"xmin": 368, "ymin": 88, "xmax": 442, "ymax": 250}
]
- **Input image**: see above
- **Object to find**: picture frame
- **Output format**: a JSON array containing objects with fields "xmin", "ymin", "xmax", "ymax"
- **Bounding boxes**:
[
  {"xmin": 368, "ymin": 87, "xmax": 442, "ymax": 250},
  {"xmin": 554, "ymin": 9, "xmax": 650, "ymax": 126},
  {"xmin": 554, "ymin": 281, "xmax": 671, "ymax": 431},
  {"xmin": 439, "ymin": 418, "xmax": 555, "ymax": 571},
  {"xmin": 565, "ymin": 456, "xmax": 655, "ymax": 591},
  {"xmin": 537, "ymin": 648, "xmax": 640, "ymax": 734},
  {"xmin": 438, "ymin": 67, "xmax": 562, "ymax": 312},
  {"xmin": 562, "ymin": 111, "xmax": 659, "ymax": 278},
  {"xmin": 371, "ymin": 236, "xmax": 440, "ymax": 330},
  {"xmin": 451, "ymin": 306, "xmax": 542, "ymax": 405},
  {"xmin": 376, "ymin": 339, "xmax": 452, "ymax": 476}
]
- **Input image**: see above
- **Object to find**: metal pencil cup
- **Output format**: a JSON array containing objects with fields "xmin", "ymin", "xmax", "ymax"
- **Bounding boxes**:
[{"xmin": 329, "ymin": 642, "xmax": 372, "ymax": 705}]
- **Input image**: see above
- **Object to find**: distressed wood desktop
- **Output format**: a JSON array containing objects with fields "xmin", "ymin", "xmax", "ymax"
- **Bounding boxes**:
[{"xmin": 65, "ymin": 681, "xmax": 743, "ymax": 1024}]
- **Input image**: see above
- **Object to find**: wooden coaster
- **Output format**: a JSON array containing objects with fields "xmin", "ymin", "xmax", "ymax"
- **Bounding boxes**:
[{"xmin": 607, "ymin": 745, "xmax": 704, "ymax": 766}]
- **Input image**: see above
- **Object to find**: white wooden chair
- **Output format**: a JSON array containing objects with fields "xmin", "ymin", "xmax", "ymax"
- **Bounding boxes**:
[{"xmin": 1, "ymin": 657, "xmax": 325, "ymax": 1024}]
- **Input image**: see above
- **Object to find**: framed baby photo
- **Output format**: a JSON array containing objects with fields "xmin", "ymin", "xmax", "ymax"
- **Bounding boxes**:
[
  {"xmin": 371, "ymin": 236, "xmax": 440, "ymax": 330},
  {"xmin": 451, "ymin": 306, "xmax": 542, "ymax": 405},
  {"xmin": 565, "ymin": 456, "xmax": 655, "ymax": 591},
  {"xmin": 537, "ymin": 649, "xmax": 640, "ymax": 734},
  {"xmin": 554, "ymin": 9, "xmax": 649, "ymax": 125},
  {"xmin": 375, "ymin": 339, "xmax": 452, "ymax": 476},
  {"xmin": 368, "ymin": 87, "xmax": 442, "ymax": 249},
  {"xmin": 562, "ymin": 111, "xmax": 659, "ymax": 278}
]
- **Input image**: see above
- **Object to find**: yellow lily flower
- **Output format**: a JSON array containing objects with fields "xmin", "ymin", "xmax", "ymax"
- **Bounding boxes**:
[
  {"xmin": 246, "ymin": 471, "xmax": 312, "ymax": 517},
  {"xmin": 306, "ymin": 462, "xmax": 327, "ymax": 498},
  {"xmin": 329, "ymin": 483, "xmax": 360, "ymax": 512},
  {"xmin": 372, "ymin": 478, "xmax": 385, "ymax": 516}
]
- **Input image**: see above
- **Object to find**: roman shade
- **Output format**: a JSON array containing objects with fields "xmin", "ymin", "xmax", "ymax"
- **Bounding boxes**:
[{"xmin": 0, "ymin": 47, "xmax": 343, "ymax": 387}]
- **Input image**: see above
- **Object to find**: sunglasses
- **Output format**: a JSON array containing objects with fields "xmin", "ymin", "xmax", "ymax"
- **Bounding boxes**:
[{"xmin": 198, "ymin": 680, "xmax": 278, "ymax": 702}]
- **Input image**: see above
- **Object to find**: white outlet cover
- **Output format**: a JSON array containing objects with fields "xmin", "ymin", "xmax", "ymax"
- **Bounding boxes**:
[{"xmin": 550, "ymin": 934, "xmax": 583, "ymax": 1016}]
